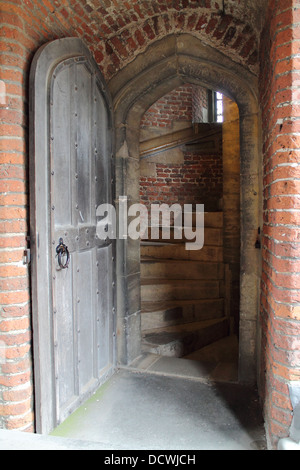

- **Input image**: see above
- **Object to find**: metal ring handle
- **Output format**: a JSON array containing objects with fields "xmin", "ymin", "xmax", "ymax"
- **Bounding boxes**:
[{"xmin": 56, "ymin": 238, "xmax": 70, "ymax": 269}]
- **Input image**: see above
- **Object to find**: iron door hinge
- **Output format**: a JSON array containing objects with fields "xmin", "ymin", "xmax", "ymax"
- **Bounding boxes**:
[{"xmin": 23, "ymin": 235, "xmax": 31, "ymax": 265}]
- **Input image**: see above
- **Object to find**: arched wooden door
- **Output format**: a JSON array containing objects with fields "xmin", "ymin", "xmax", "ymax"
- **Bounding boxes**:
[{"xmin": 29, "ymin": 38, "xmax": 115, "ymax": 434}]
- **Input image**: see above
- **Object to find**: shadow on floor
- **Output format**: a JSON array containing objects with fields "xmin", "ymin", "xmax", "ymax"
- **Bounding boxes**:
[{"xmin": 51, "ymin": 336, "xmax": 267, "ymax": 450}]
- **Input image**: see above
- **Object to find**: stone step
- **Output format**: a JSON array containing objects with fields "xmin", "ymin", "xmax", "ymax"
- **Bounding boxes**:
[
  {"xmin": 139, "ymin": 212, "xmax": 226, "ymax": 359},
  {"xmin": 141, "ymin": 279, "xmax": 221, "ymax": 301},
  {"xmin": 141, "ymin": 226, "xmax": 223, "ymax": 246},
  {"xmin": 141, "ymin": 259, "xmax": 224, "ymax": 280},
  {"xmin": 141, "ymin": 211, "xmax": 223, "ymax": 228},
  {"xmin": 142, "ymin": 318, "xmax": 229, "ymax": 357},
  {"xmin": 141, "ymin": 243, "xmax": 223, "ymax": 262},
  {"xmin": 141, "ymin": 298, "xmax": 224, "ymax": 330},
  {"xmin": 184, "ymin": 211, "xmax": 223, "ymax": 228}
]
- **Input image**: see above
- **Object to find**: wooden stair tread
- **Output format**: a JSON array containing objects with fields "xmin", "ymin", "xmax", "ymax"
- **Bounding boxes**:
[
  {"xmin": 143, "ymin": 317, "xmax": 227, "ymax": 337},
  {"xmin": 141, "ymin": 259, "xmax": 224, "ymax": 280},
  {"xmin": 141, "ymin": 226, "xmax": 223, "ymax": 246},
  {"xmin": 141, "ymin": 279, "xmax": 221, "ymax": 301},
  {"xmin": 140, "ymin": 211, "xmax": 228, "ymax": 358},
  {"xmin": 141, "ymin": 278, "xmax": 221, "ymax": 285},
  {"xmin": 141, "ymin": 298, "xmax": 224, "ymax": 313},
  {"xmin": 141, "ymin": 258, "xmax": 222, "ymax": 263},
  {"xmin": 141, "ymin": 244, "xmax": 223, "ymax": 262},
  {"xmin": 141, "ymin": 317, "xmax": 229, "ymax": 357},
  {"xmin": 141, "ymin": 298, "xmax": 225, "ymax": 330}
]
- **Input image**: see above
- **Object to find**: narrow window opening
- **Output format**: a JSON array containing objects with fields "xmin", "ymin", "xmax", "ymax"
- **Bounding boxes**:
[{"xmin": 215, "ymin": 92, "xmax": 224, "ymax": 123}]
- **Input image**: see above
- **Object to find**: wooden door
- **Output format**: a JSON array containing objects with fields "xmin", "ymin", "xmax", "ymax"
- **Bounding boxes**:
[{"xmin": 29, "ymin": 39, "xmax": 115, "ymax": 433}]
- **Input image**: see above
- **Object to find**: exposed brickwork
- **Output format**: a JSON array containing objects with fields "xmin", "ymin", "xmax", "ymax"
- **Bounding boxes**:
[
  {"xmin": 259, "ymin": 0, "xmax": 300, "ymax": 449},
  {"xmin": 0, "ymin": 3, "xmax": 33, "ymax": 429},
  {"xmin": 140, "ymin": 152, "xmax": 223, "ymax": 212},
  {"xmin": 140, "ymin": 85, "xmax": 222, "ymax": 211},
  {"xmin": 0, "ymin": 1, "xmax": 260, "ymax": 82},
  {"xmin": 140, "ymin": 84, "xmax": 194, "ymax": 128},
  {"xmin": 140, "ymin": 84, "xmax": 208, "ymax": 128}
]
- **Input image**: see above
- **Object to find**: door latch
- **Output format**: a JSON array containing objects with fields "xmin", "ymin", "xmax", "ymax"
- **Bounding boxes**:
[
  {"xmin": 23, "ymin": 235, "xmax": 31, "ymax": 265},
  {"xmin": 255, "ymin": 227, "xmax": 261, "ymax": 249},
  {"xmin": 56, "ymin": 238, "xmax": 70, "ymax": 269}
]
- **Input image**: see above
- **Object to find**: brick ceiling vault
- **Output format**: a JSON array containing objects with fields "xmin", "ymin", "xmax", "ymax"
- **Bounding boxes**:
[{"xmin": 12, "ymin": 0, "xmax": 269, "ymax": 81}]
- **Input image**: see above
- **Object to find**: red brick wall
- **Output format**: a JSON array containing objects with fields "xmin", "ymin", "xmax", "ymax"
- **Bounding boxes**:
[
  {"xmin": 140, "ymin": 84, "xmax": 208, "ymax": 128},
  {"xmin": 140, "ymin": 153, "xmax": 223, "ymax": 212},
  {"xmin": 259, "ymin": 0, "xmax": 300, "ymax": 449},
  {"xmin": 0, "ymin": 1, "xmax": 260, "ymax": 81},
  {"xmin": 0, "ymin": 6, "xmax": 34, "ymax": 431},
  {"xmin": 141, "ymin": 84, "xmax": 194, "ymax": 128},
  {"xmin": 140, "ymin": 85, "xmax": 222, "ymax": 212}
]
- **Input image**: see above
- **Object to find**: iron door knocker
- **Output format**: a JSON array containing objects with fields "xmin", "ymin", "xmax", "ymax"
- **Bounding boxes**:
[{"xmin": 56, "ymin": 238, "xmax": 70, "ymax": 269}]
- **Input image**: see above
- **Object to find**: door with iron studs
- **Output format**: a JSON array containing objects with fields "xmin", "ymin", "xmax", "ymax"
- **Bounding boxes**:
[{"xmin": 30, "ymin": 39, "xmax": 115, "ymax": 433}]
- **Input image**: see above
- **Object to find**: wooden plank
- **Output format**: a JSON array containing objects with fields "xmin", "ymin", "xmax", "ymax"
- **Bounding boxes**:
[
  {"xmin": 29, "ymin": 39, "xmax": 115, "ymax": 434},
  {"xmin": 141, "ymin": 279, "xmax": 220, "ymax": 301},
  {"xmin": 51, "ymin": 65, "xmax": 72, "ymax": 227},
  {"xmin": 76, "ymin": 63, "xmax": 92, "ymax": 225},
  {"xmin": 140, "ymin": 124, "xmax": 222, "ymax": 158},
  {"xmin": 141, "ymin": 260, "xmax": 224, "ymax": 280},
  {"xmin": 142, "ymin": 226, "xmax": 223, "ymax": 246},
  {"xmin": 141, "ymin": 243, "xmax": 223, "ymax": 262}
]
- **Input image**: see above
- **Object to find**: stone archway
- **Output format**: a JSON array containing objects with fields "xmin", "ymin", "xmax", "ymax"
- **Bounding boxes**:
[{"xmin": 110, "ymin": 34, "xmax": 262, "ymax": 384}]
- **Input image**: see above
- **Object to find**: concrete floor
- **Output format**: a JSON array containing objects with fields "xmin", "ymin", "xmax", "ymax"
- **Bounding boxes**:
[
  {"xmin": 50, "ymin": 368, "xmax": 266, "ymax": 450},
  {"xmin": 0, "ymin": 336, "xmax": 267, "ymax": 450}
]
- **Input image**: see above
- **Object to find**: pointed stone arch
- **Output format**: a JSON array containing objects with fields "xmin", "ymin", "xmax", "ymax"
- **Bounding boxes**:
[{"xmin": 111, "ymin": 34, "xmax": 262, "ymax": 384}]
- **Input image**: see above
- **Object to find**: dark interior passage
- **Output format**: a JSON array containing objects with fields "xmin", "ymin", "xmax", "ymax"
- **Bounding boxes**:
[{"xmin": 139, "ymin": 85, "xmax": 240, "ymax": 377}]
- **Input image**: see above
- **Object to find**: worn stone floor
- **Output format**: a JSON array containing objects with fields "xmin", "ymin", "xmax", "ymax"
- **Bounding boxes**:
[{"xmin": 0, "ymin": 336, "xmax": 267, "ymax": 450}]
